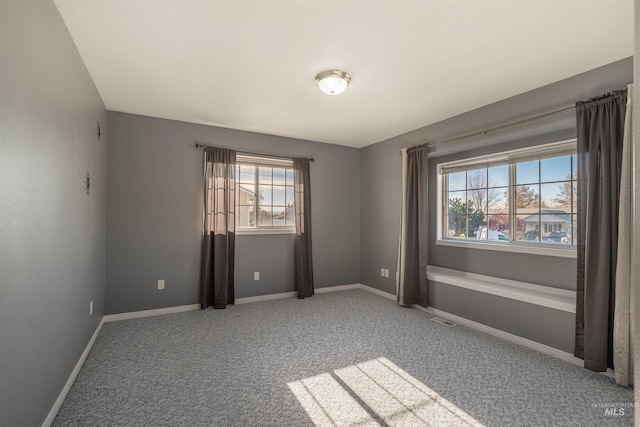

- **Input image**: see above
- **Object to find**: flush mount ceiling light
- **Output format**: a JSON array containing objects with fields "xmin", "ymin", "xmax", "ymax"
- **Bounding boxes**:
[{"xmin": 315, "ymin": 70, "xmax": 351, "ymax": 95}]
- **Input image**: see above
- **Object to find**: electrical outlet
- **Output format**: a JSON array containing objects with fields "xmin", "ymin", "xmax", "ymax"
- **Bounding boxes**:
[
  {"xmin": 380, "ymin": 268, "xmax": 385, "ymax": 277},
  {"xmin": 384, "ymin": 269, "xmax": 390, "ymax": 278},
  {"xmin": 89, "ymin": 300, "xmax": 93, "ymax": 316},
  {"xmin": 158, "ymin": 279, "xmax": 165, "ymax": 290},
  {"xmin": 254, "ymin": 272, "xmax": 260, "ymax": 281}
]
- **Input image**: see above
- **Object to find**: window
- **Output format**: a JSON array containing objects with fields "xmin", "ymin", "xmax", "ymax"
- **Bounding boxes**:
[
  {"xmin": 236, "ymin": 155, "xmax": 295, "ymax": 233},
  {"xmin": 438, "ymin": 140, "xmax": 577, "ymax": 255}
]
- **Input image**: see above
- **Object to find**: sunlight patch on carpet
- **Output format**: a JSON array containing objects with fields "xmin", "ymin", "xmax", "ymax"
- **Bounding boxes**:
[
  {"xmin": 288, "ymin": 372, "xmax": 379, "ymax": 426},
  {"xmin": 288, "ymin": 357, "xmax": 483, "ymax": 426}
]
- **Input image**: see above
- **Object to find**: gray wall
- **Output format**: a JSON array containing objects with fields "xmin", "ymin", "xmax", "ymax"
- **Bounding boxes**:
[
  {"xmin": 0, "ymin": 2, "xmax": 107, "ymax": 426},
  {"xmin": 360, "ymin": 57, "xmax": 633, "ymax": 351},
  {"xmin": 106, "ymin": 112, "xmax": 360, "ymax": 314}
]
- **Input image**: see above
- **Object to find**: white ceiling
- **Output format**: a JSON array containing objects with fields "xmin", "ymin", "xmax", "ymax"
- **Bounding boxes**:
[{"xmin": 54, "ymin": 0, "xmax": 633, "ymax": 148}]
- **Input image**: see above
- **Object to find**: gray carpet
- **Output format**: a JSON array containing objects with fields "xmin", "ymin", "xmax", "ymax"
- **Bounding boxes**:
[{"xmin": 53, "ymin": 289, "xmax": 634, "ymax": 426}]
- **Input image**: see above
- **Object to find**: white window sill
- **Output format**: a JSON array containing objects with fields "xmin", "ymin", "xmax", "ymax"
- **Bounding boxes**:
[
  {"xmin": 236, "ymin": 228, "xmax": 296, "ymax": 236},
  {"xmin": 436, "ymin": 238, "xmax": 576, "ymax": 259},
  {"xmin": 427, "ymin": 265, "xmax": 576, "ymax": 313}
]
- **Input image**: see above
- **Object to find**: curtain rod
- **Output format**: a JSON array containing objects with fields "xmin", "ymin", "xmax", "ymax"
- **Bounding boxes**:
[
  {"xmin": 400, "ymin": 105, "xmax": 575, "ymax": 155},
  {"xmin": 194, "ymin": 142, "xmax": 314, "ymax": 162}
]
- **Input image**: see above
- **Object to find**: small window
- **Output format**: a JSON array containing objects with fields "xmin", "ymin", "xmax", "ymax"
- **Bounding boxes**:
[
  {"xmin": 236, "ymin": 155, "xmax": 295, "ymax": 233},
  {"xmin": 438, "ymin": 140, "xmax": 577, "ymax": 255}
]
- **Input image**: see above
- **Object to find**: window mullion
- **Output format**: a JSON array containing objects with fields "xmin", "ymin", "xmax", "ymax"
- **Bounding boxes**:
[
  {"xmin": 571, "ymin": 155, "xmax": 575, "ymax": 245},
  {"xmin": 508, "ymin": 164, "xmax": 516, "ymax": 241},
  {"xmin": 538, "ymin": 160, "xmax": 542, "ymax": 243},
  {"xmin": 254, "ymin": 165, "xmax": 260, "ymax": 229},
  {"xmin": 465, "ymin": 172, "xmax": 469, "ymax": 239},
  {"xmin": 443, "ymin": 175, "xmax": 449, "ymax": 239}
]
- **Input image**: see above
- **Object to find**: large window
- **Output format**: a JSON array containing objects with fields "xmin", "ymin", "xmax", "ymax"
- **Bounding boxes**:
[
  {"xmin": 236, "ymin": 155, "xmax": 295, "ymax": 232},
  {"xmin": 438, "ymin": 141, "xmax": 577, "ymax": 254}
]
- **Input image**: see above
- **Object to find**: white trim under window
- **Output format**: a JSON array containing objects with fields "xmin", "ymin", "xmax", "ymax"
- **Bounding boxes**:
[
  {"xmin": 236, "ymin": 154, "xmax": 296, "ymax": 235},
  {"xmin": 236, "ymin": 228, "xmax": 295, "ymax": 236},
  {"xmin": 437, "ymin": 140, "xmax": 577, "ymax": 257}
]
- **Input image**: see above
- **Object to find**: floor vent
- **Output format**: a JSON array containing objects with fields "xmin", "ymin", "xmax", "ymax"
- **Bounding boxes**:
[{"xmin": 430, "ymin": 317, "xmax": 457, "ymax": 327}]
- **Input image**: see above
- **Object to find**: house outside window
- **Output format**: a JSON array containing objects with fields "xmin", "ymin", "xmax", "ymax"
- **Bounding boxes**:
[{"xmin": 437, "ymin": 140, "xmax": 577, "ymax": 257}]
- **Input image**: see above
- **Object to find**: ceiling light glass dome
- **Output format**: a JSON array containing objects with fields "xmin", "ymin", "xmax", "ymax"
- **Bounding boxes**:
[{"xmin": 315, "ymin": 70, "xmax": 351, "ymax": 95}]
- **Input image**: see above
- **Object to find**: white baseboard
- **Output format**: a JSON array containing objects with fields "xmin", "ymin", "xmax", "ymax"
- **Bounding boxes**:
[
  {"xmin": 236, "ymin": 283, "xmax": 366, "ymax": 304},
  {"xmin": 358, "ymin": 284, "xmax": 396, "ymax": 301},
  {"xmin": 103, "ymin": 304, "xmax": 200, "ymax": 322},
  {"xmin": 315, "ymin": 283, "xmax": 362, "ymax": 293},
  {"xmin": 42, "ymin": 318, "xmax": 105, "ymax": 427},
  {"xmin": 416, "ymin": 305, "xmax": 583, "ymax": 367},
  {"xmin": 236, "ymin": 291, "xmax": 297, "ymax": 304},
  {"xmin": 103, "ymin": 285, "xmax": 369, "ymax": 319}
]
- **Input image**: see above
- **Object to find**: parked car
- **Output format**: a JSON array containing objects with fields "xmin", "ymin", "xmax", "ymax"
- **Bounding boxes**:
[
  {"xmin": 546, "ymin": 231, "xmax": 571, "ymax": 243},
  {"xmin": 475, "ymin": 226, "xmax": 509, "ymax": 241}
]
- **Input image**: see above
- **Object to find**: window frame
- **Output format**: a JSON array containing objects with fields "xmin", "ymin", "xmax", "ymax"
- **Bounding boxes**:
[
  {"xmin": 436, "ymin": 140, "xmax": 577, "ymax": 258},
  {"xmin": 235, "ymin": 154, "xmax": 296, "ymax": 235}
]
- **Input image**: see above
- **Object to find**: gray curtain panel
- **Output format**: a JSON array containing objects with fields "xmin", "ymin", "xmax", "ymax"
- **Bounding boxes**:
[
  {"xmin": 200, "ymin": 147, "xmax": 236, "ymax": 309},
  {"xmin": 397, "ymin": 146, "xmax": 429, "ymax": 307},
  {"xmin": 294, "ymin": 158, "xmax": 314, "ymax": 299},
  {"xmin": 575, "ymin": 90, "xmax": 627, "ymax": 371},
  {"xmin": 613, "ymin": 84, "xmax": 634, "ymax": 385}
]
